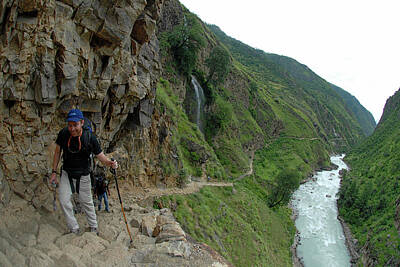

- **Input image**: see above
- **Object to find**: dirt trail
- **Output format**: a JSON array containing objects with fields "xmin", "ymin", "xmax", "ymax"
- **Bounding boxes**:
[
  {"xmin": 236, "ymin": 150, "xmax": 255, "ymax": 181},
  {"xmin": 280, "ymin": 136, "xmax": 319, "ymax": 141},
  {"xmin": 116, "ymin": 151, "xmax": 258, "ymax": 202},
  {"xmin": 141, "ymin": 181, "xmax": 233, "ymax": 199},
  {"xmin": 118, "ymin": 180, "xmax": 234, "ymax": 203}
]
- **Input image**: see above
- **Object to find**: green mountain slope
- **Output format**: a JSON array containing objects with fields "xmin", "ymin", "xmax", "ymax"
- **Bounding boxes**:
[
  {"xmin": 156, "ymin": 1, "xmax": 376, "ymax": 266},
  {"xmin": 208, "ymin": 25, "xmax": 370, "ymax": 150},
  {"xmin": 338, "ymin": 89, "xmax": 400, "ymax": 266},
  {"xmin": 330, "ymin": 83, "xmax": 376, "ymax": 136}
]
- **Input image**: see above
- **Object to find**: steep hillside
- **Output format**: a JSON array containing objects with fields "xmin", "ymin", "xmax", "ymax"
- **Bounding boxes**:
[
  {"xmin": 330, "ymin": 83, "xmax": 376, "ymax": 136},
  {"xmin": 154, "ymin": 1, "xmax": 376, "ymax": 266},
  {"xmin": 209, "ymin": 25, "xmax": 370, "ymax": 150},
  {"xmin": 338, "ymin": 89, "xmax": 400, "ymax": 266},
  {"xmin": 0, "ymin": 0, "xmax": 377, "ymax": 266}
]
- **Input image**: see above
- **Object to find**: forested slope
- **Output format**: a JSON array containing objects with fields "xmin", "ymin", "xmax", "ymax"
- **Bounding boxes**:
[{"xmin": 339, "ymin": 89, "xmax": 400, "ymax": 266}]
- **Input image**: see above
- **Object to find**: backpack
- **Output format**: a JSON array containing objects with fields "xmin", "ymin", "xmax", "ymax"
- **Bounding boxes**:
[
  {"xmin": 83, "ymin": 116, "xmax": 96, "ymax": 135},
  {"xmin": 81, "ymin": 116, "xmax": 96, "ymax": 151},
  {"xmin": 94, "ymin": 175, "xmax": 108, "ymax": 195},
  {"xmin": 82, "ymin": 117, "xmax": 97, "ymax": 187}
]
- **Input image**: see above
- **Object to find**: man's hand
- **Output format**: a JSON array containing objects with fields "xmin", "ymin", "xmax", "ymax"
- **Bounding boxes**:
[
  {"xmin": 110, "ymin": 160, "xmax": 118, "ymax": 169},
  {"xmin": 96, "ymin": 152, "xmax": 118, "ymax": 169},
  {"xmin": 49, "ymin": 172, "xmax": 58, "ymax": 185}
]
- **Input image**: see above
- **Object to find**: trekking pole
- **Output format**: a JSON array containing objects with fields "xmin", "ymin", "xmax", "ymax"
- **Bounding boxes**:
[
  {"xmin": 110, "ymin": 158, "xmax": 133, "ymax": 245},
  {"xmin": 51, "ymin": 181, "xmax": 57, "ymax": 211}
]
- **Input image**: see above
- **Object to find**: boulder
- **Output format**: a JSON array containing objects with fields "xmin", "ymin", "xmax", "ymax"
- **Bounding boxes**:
[
  {"xmin": 0, "ymin": 237, "xmax": 26, "ymax": 266},
  {"xmin": 95, "ymin": 246, "xmax": 132, "ymax": 267},
  {"xmin": 155, "ymin": 240, "xmax": 191, "ymax": 258},
  {"xmin": 69, "ymin": 232, "xmax": 109, "ymax": 255},
  {"xmin": 140, "ymin": 214, "xmax": 157, "ymax": 237},
  {"xmin": 156, "ymin": 223, "xmax": 186, "ymax": 243},
  {"xmin": 24, "ymin": 247, "xmax": 55, "ymax": 267},
  {"xmin": 0, "ymin": 251, "xmax": 12, "ymax": 267},
  {"xmin": 54, "ymin": 253, "xmax": 86, "ymax": 267}
]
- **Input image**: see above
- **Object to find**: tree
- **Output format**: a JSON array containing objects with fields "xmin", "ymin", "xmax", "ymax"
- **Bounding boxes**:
[
  {"xmin": 267, "ymin": 169, "xmax": 300, "ymax": 208},
  {"xmin": 160, "ymin": 14, "xmax": 205, "ymax": 76},
  {"xmin": 205, "ymin": 46, "xmax": 231, "ymax": 85}
]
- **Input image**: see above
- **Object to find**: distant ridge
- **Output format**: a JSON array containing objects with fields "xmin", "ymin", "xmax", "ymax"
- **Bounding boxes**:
[{"xmin": 330, "ymin": 84, "xmax": 376, "ymax": 136}]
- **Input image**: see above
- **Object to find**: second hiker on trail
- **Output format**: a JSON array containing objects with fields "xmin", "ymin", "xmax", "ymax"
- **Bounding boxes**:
[
  {"xmin": 49, "ymin": 109, "xmax": 118, "ymax": 234},
  {"xmin": 94, "ymin": 175, "xmax": 110, "ymax": 213}
]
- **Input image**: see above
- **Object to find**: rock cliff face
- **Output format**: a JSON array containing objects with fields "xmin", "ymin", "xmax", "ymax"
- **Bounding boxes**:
[
  {"xmin": 0, "ymin": 2, "xmax": 233, "ymax": 265},
  {"xmin": 0, "ymin": 0, "xmax": 182, "ymax": 210}
]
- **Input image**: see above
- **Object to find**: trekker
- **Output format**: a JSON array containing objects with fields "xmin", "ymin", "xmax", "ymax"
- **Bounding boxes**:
[
  {"xmin": 49, "ymin": 109, "xmax": 118, "ymax": 234},
  {"xmin": 94, "ymin": 175, "xmax": 110, "ymax": 212}
]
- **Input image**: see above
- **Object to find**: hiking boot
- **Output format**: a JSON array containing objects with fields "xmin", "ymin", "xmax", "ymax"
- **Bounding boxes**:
[
  {"xmin": 90, "ymin": 227, "xmax": 99, "ymax": 235},
  {"xmin": 64, "ymin": 228, "xmax": 81, "ymax": 235}
]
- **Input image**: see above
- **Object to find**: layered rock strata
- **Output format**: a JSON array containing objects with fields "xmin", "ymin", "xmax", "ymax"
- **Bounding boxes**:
[{"xmin": 0, "ymin": 0, "xmax": 180, "ymax": 210}]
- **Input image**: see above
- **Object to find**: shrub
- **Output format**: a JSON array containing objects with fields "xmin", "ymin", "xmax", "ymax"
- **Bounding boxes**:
[
  {"xmin": 160, "ymin": 14, "xmax": 205, "ymax": 76},
  {"xmin": 267, "ymin": 169, "xmax": 300, "ymax": 208}
]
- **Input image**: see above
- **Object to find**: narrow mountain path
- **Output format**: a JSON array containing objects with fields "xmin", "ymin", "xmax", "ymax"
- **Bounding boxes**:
[
  {"xmin": 133, "ymin": 181, "xmax": 234, "ymax": 201},
  {"xmin": 125, "ymin": 137, "xmax": 320, "ymax": 201},
  {"xmin": 121, "ymin": 150, "xmax": 257, "ymax": 202},
  {"xmin": 280, "ymin": 136, "xmax": 320, "ymax": 141},
  {"xmin": 235, "ymin": 150, "xmax": 255, "ymax": 181}
]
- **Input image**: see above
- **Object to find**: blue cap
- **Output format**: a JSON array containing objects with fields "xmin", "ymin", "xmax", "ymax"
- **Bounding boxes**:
[{"xmin": 66, "ymin": 109, "xmax": 84, "ymax": 122}]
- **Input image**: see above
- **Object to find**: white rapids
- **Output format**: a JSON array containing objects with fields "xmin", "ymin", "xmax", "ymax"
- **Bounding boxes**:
[{"xmin": 292, "ymin": 155, "xmax": 351, "ymax": 267}]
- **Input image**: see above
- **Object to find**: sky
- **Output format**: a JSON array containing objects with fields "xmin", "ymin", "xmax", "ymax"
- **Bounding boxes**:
[{"xmin": 179, "ymin": 0, "xmax": 400, "ymax": 122}]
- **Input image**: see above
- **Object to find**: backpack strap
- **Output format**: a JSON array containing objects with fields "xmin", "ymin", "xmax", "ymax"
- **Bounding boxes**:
[
  {"xmin": 67, "ymin": 175, "xmax": 81, "ymax": 194},
  {"xmin": 65, "ymin": 168, "xmax": 82, "ymax": 194},
  {"xmin": 81, "ymin": 127, "xmax": 93, "ymax": 155}
]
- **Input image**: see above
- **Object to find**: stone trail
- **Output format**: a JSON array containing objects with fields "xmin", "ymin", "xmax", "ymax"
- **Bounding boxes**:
[{"xmin": 0, "ymin": 192, "xmax": 232, "ymax": 267}]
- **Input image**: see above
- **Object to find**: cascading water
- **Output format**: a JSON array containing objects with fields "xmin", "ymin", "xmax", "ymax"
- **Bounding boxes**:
[
  {"xmin": 292, "ymin": 155, "xmax": 351, "ymax": 267},
  {"xmin": 191, "ymin": 75, "xmax": 206, "ymax": 133}
]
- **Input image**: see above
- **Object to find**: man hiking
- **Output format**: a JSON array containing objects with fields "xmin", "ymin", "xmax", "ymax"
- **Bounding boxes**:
[
  {"xmin": 94, "ymin": 175, "xmax": 110, "ymax": 212},
  {"xmin": 49, "ymin": 109, "xmax": 118, "ymax": 234}
]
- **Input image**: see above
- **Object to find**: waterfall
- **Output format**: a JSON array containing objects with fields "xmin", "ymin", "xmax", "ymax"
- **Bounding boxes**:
[{"xmin": 191, "ymin": 75, "xmax": 206, "ymax": 133}]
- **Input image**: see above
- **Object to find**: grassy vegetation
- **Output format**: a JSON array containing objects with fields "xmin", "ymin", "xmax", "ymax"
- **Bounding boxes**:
[
  {"xmin": 155, "ymin": 179, "xmax": 295, "ymax": 267},
  {"xmin": 155, "ymin": 133, "xmax": 332, "ymax": 266},
  {"xmin": 208, "ymin": 24, "xmax": 373, "ymax": 151},
  {"xmin": 155, "ymin": 2, "xmax": 375, "ymax": 266},
  {"xmin": 253, "ymin": 138, "xmax": 330, "ymax": 183},
  {"xmin": 156, "ymin": 78, "xmax": 227, "ymax": 183},
  {"xmin": 338, "ymin": 90, "xmax": 400, "ymax": 266}
]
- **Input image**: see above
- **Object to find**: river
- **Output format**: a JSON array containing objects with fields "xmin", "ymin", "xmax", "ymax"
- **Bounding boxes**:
[{"xmin": 292, "ymin": 155, "xmax": 351, "ymax": 267}]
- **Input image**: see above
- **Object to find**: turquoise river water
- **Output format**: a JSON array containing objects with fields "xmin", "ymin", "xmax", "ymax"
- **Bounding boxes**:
[{"xmin": 292, "ymin": 155, "xmax": 351, "ymax": 267}]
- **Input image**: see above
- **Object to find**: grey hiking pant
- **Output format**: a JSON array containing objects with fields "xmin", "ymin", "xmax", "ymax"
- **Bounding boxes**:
[{"xmin": 59, "ymin": 170, "xmax": 97, "ymax": 231}]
